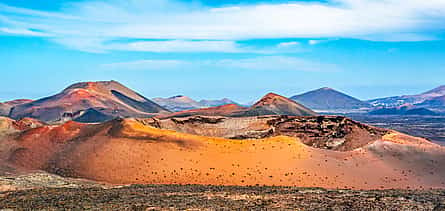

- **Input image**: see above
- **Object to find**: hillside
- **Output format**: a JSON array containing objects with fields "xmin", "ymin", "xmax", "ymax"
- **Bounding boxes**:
[
  {"xmin": 290, "ymin": 87, "xmax": 370, "ymax": 110},
  {"xmin": 0, "ymin": 99, "xmax": 33, "ymax": 116},
  {"xmin": 9, "ymin": 81, "xmax": 170, "ymax": 123}
]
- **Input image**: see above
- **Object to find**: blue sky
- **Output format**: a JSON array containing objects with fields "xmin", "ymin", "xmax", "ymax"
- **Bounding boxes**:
[{"xmin": 1, "ymin": 0, "xmax": 445, "ymax": 103}]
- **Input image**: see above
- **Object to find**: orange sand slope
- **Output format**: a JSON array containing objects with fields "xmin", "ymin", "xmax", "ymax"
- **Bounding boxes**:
[{"xmin": 5, "ymin": 117, "xmax": 445, "ymax": 190}]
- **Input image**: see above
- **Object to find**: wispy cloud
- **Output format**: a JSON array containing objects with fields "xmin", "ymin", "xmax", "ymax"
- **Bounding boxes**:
[
  {"xmin": 102, "ymin": 56, "xmax": 338, "ymax": 72},
  {"xmin": 102, "ymin": 59, "xmax": 186, "ymax": 70},
  {"xmin": 0, "ymin": 27, "xmax": 50, "ymax": 37},
  {"xmin": 110, "ymin": 40, "xmax": 242, "ymax": 53},
  {"xmin": 52, "ymin": 38, "xmax": 244, "ymax": 53},
  {"xmin": 277, "ymin": 41, "xmax": 300, "ymax": 48},
  {"xmin": 1, "ymin": 0, "xmax": 445, "ymax": 52}
]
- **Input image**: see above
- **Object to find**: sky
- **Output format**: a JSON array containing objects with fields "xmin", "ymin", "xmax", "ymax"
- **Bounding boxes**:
[{"xmin": 1, "ymin": 0, "xmax": 445, "ymax": 103}]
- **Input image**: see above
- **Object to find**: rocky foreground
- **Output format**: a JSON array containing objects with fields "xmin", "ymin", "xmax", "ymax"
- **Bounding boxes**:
[{"xmin": 1, "ymin": 184, "xmax": 445, "ymax": 210}]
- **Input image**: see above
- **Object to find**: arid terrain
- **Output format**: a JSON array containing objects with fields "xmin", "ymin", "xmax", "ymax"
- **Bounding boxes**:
[
  {"xmin": 1, "ymin": 114, "xmax": 444, "ymax": 190},
  {"xmin": 349, "ymin": 114, "xmax": 445, "ymax": 145},
  {"xmin": 2, "ymin": 184, "xmax": 445, "ymax": 210},
  {"xmin": 1, "ymin": 81, "xmax": 445, "ymax": 209}
]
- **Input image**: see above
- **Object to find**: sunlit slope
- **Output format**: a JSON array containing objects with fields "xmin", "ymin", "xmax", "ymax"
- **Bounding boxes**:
[{"xmin": 6, "ymin": 118, "xmax": 445, "ymax": 189}]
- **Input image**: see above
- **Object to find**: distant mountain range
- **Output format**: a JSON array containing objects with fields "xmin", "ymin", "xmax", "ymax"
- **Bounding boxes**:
[
  {"xmin": 368, "ymin": 85, "xmax": 445, "ymax": 108},
  {"xmin": 152, "ymin": 95, "xmax": 202, "ymax": 112},
  {"xmin": 367, "ymin": 85, "xmax": 445, "ymax": 115},
  {"xmin": 0, "ymin": 81, "xmax": 317, "ymax": 123},
  {"xmin": 2, "ymin": 81, "xmax": 445, "ymax": 122},
  {"xmin": 287, "ymin": 85, "xmax": 445, "ymax": 115},
  {"xmin": 290, "ymin": 87, "xmax": 371, "ymax": 111},
  {"xmin": 160, "ymin": 93, "xmax": 317, "ymax": 118},
  {"xmin": 199, "ymin": 98, "xmax": 238, "ymax": 108},
  {"xmin": 152, "ymin": 96, "xmax": 238, "ymax": 112}
]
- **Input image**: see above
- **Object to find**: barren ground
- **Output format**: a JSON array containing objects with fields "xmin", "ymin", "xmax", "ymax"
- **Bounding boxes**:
[{"xmin": 1, "ymin": 185, "xmax": 445, "ymax": 210}]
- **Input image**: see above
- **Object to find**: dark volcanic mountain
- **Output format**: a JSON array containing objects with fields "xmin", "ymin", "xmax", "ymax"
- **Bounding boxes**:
[
  {"xmin": 0, "ymin": 99, "xmax": 33, "ymax": 116},
  {"xmin": 160, "ymin": 93, "xmax": 317, "ymax": 118},
  {"xmin": 9, "ymin": 81, "xmax": 170, "ymax": 123},
  {"xmin": 290, "ymin": 87, "xmax": 370, "ymax": 110},
  {"xmin": 152, "ymin": 95, "xmax": 202, "ymax": 112},
  {"xmin": 368, "ymin": 85, "xmax": 445, "ymax": 107}
]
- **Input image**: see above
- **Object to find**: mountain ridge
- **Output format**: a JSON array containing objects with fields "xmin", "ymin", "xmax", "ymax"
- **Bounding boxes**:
[{"xmin": 9, "ymin": 81, "xmax": 170, "ymax": 123}]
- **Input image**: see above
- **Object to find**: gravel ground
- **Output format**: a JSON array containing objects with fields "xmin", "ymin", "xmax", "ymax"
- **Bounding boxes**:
[{"xmin": 1, "ymin": 185, "xmax": 445, "ymax": 210}]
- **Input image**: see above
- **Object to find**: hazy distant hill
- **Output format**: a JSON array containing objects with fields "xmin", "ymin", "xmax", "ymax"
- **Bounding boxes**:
[
  {"xmin": 368, "ymin": 85, "xmax": 445, "ymax": 107},
  {"xmin": 9, "ymin": 81, "xmax": 170, "ymax": 123},
  {"xmin": 416, "ymin": 95, "xmax": 445, "ymax": 111},
  {"xmin": 153, "ymin": 96, "xmax": 239, "ymax": 112},
  {"xmin": 152, "ymin": 95, "xmax": 202, "ymax": 112},
  {"xmin": 199, "ymin": 98, "xmax": 238, "ymax": 107},
  {"xmin": 290, "ymin": 87, "xmax": 370, "ymax": 110}
]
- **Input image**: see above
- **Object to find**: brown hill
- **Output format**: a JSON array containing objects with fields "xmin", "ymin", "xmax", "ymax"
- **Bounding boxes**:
[
  {"xmin": 0, "ymin": 99, "xmax": 33, "ymax": 116},
  {"xmin": 0, "ymin": 117, "xmax": 45, "ymax": 136},
  {"xmin": 245, "ymin": 93, "xmax": 317, "ymax": 116},
  {"xmin": 9, "ymin": 81, "xmax": 170, "ymax": 123},
  {"xmin": 161, "ymin": 93, "xmax": 317, "ymax": 118},
  {"xmin": 3, "ymin": 116, "xmax": 445, "ymax": 190}
]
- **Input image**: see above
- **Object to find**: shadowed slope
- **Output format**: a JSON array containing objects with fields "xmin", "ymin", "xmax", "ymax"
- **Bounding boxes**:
[
  {"xmin": 4, "ymin": 117, "xmax": 445, "ymax": 190},
  {"xmin": 0, "ymin": 99, "xmax": 33, "ymax": 116}
]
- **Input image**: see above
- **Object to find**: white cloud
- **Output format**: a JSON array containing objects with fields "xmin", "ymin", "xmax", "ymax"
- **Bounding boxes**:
[
  {"xmin": 102, "ymin": 56, "xmax": 338, "ymax": 72},
  {"xmin": 309, "ymin": 40, "xmax": 322, "ymax": 45},
  {"xmin": 0, "ymin": 27, "xmax": 50, "ymax": 37},
  {"xmin": 51, "ymin": 38, "xmax": 244, "ymax": 53},
  {"xmin": 277, "ymin": 41, "xmax": 300, "ymax": 48},
  {"xmin": 114, "ymin": 40, "xmax": 241, "ymax": 53},
  {"xmin": 210, "ymin": 7, "xmax": 241, "ymax": 13},
  {"xmin": 1, "ymin": 0, "xmax": 445, "ymax": 52}
]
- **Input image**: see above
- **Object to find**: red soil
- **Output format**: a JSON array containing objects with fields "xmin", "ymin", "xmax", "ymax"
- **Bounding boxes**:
[{"xmin": 4, "ymin": 118, "xmax": 445, "ymax": 190}]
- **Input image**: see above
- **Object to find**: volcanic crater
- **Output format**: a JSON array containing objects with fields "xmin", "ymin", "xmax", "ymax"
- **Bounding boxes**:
[{"xmin": 141, "ymin": 115, "xmax": 388, "ymax": 151}]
